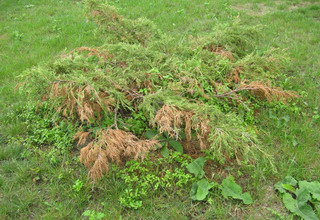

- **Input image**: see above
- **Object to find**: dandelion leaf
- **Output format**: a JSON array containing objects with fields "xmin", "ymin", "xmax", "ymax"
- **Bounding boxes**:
[
  {"xmin": 220, "ymin": 176, "xmax": 253, "ymax": 205},
  {"xmin": 186, "ymin": 157, "xmax": 206, "ymax": 178}
]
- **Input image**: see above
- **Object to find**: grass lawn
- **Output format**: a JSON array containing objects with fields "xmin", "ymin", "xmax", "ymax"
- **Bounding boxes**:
[{"xmin": 0, "ymin": 0, "xmax": 319, "ymax": 219}]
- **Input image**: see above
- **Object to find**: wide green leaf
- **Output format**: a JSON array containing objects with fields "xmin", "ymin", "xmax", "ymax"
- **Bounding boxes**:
[
  {"xmin": 160, "ymin": 146, "xmax": 169, "ymax": 157},
  {"xmin": 190, "ymin": 182, "xmax": 198, "ymax": 200},
  {"xmin": 168, "ymin": 139, "xmax": 183, "ymax": 153},
  {"xmin": 190, "ymin": 179, "xmax": 214, "ymax": 201},
  {"xmin": 314, "ymin": 202, "xmax": 320, "ymax": 215},
  {"xmin": 296, "ymin": 188, "xmax": 311, "ymax": 206},
  {"xmin": 144, "ymin": 130, "xmax": 158, "ymax": 139},
  {"xmin": 282, "ymin": 184, "xmax": 296, "ymax": 194},
  {"xmin": 275, "ymin": 176, "xmax": 298, "ymax": 194},
  {"xmin": 282, "ymin": 192, "xmax": 318, "ymax": 220},
  {"xmin": 277, "ymin": 177, "xmax": 320, "ymax": 220},
  {"xmin": 220, "ymin": 176, "xmax": 253, "ymax": 205},
  {"xmin": 299, "ymin": 180, "xmax": 320, "ymax": 201},
  {"xmin": 186, "ymin": 157, "xmax": 206, "ymax": 178},
  {"xmin": 282, "ymin": 193, "xmax": 296, "ymax": 212},
  {"xmin": 296, "ymin": 204, "xmax": 319, "ymax": 220}
]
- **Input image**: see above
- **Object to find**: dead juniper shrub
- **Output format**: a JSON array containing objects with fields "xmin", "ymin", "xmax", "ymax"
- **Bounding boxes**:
[
  {"xmin": 138, "ymin": 92, "xmax": 264, "ymax": 164},
  {"xmin": 18, "ymin": 0, "xmax": 298, "ymax": 180},
  {"xmin": 77, "ymin": 129, "xmax": 158, "ymax": 181},
  {"xmin": 204, "ymin": 44, "xmax": 235, "ymax": 61},
  {"xmin": 228, "ymin": 66, "xmax": 242, "ymax": 84},
  {"xmin": 239, "ymin": 81, "xmax": 299, "ymax": 102},
  {"xmin": 48, "ymin": 82, "xmax": 115, "ymax": 122},
  {"xmin": 74, "ymin": 131, "xmax": 91, "ymax": 146},
  {"xmin": 72, "ymin": 47, "xmax": 111, "ymax": 62},
  {"xmin": 151, "ymin": 103, "xmax": 266, "ymax": 165},
  {"xmin": 154, "ymin": 105, "xmax": 210, "ymax": 150}
]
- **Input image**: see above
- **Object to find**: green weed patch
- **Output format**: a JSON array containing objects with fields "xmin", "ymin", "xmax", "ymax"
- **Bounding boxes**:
[{"xmin": 275, "ymin": 176, "xmax": 320, "ymax": 219}]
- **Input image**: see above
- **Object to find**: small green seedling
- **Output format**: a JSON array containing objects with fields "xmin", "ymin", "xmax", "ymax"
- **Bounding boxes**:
[
  {"xmin": 144, "ymin": 130, "xmax": 183, "ymax": 156},
  {"xmin": 83, "ymin": 210, "xmax": 106, "ymax": 220},
  {"xmin": 72, "ymin": 179, "xmax": 84, "ymax": 192}
]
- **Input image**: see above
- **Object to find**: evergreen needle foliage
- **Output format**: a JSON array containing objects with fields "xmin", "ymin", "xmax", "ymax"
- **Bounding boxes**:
[{"xmin": 19, "ymin": 0, "xmax": 297, "ymax": 180}]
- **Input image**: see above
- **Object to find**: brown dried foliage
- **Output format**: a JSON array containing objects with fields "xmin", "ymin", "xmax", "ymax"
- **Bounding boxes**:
[
  {"xmin": 74, "ymin": 131, "xmax": 91, "ymax": 146},
  {"xmin": 239, "ymin": 81, "xmax": 299, "ymax": 101},
  {"xmin": 91, "ymin": 8, "xmax": 122, "ymax": 22},
  {"xmin": 228, "ymin": 67, "xmax": 242, "ymax": 84},
  {"xmin": 49, "ymin": 82, "xmax": 114, "ymax": 122},
  {"xmin": 79, "ymin": 129, "xmax": 158, "ymax": 181},
  {"xmin": 180, "ymin": 77, "xmax": 210, "ymax": 100},
  {"xmin": 154, "ymin": 105, "xmax": 210, "ymax": 150},
  {"xmin": 73, "ymin": 47, "xmax": 112, "ymax": 61},
  {"xmin": 205, "ymin": 45, "xmax": 235, "ymax": 61},
  {"xmin": 214, "ymin": 81, "xmax": 298, "ymax": 102},
  {"xmin": 125, "ymin": 73, "xmax": 153, "ymax": 101}
]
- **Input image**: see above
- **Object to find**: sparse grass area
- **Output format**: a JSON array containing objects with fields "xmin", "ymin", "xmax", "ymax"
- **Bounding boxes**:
[{"xmin": 1, "ymin": 0, "xmax": 319, "ymax": 219}]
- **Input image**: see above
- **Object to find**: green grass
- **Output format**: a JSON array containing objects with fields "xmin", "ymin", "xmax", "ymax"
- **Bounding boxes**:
[{"xmin": 1, "ymin": 0, "xmax": 319, "ymax": 219}]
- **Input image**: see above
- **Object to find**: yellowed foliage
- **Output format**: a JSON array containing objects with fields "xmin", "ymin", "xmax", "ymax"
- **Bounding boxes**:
[
  {"xmin": 78, "ymin": 129, "xmax": 158, "ymax": 181},
  {"xmin": 154, "ymin": 105, "xmax": 210, "ymax": 150},
  {"xmin": 239, "ymin": 81, "xmax": 298, "ymax": 101},
  {"xmin": 49, "ymin": 82, "xmax": 114, "ymax": 122}
]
